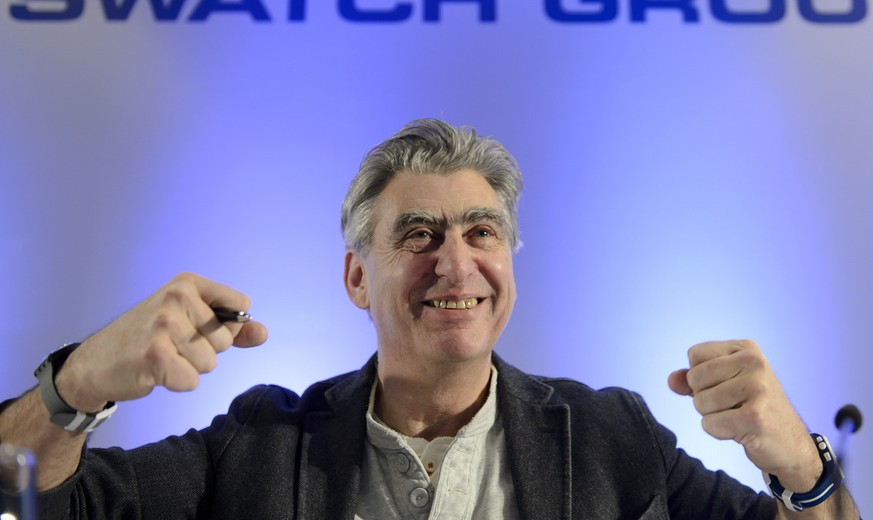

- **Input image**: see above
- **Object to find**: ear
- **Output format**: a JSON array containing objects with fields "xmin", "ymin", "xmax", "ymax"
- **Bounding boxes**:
[{"xmin": 344, "ymin": 250, "xmax": 370, "ymax": 309}]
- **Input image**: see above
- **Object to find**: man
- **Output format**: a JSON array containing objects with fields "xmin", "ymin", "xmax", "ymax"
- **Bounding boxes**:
[{"xmin": 0, "ymin": 119, "xmax": 860, "ymax": 518}]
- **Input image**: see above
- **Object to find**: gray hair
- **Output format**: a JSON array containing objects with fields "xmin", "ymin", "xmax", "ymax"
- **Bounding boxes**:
[{"xmin": 341, "ymin": 119, "xmax": 523, "ymax": 255}]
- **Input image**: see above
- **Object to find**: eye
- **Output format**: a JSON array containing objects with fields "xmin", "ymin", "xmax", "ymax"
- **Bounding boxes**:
[
  {"xmin": 401, "ymin": 228, "xmax": 440, "ymax": 253},
  {"xmin": 410, "ymin": 229, "xmax": 433, "ymax": 239},
  {"xmin": 468, "ymin": 225, "xmax": 499, "ymax": 244}
]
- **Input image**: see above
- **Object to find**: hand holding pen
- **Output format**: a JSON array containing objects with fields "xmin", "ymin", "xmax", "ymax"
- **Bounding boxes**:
[{"xmin": 52, "ymin": 273, "xmax": 269, "ymax": 414}]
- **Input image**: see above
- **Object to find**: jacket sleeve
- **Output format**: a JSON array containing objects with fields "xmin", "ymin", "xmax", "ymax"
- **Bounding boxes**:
[
  {"xmin": 624, "ymin": 390, "xmax": 778, "ymax": 519},
  {"xmin": 35, "ymin": 384, "xmax": 295, "ymax": 520}
]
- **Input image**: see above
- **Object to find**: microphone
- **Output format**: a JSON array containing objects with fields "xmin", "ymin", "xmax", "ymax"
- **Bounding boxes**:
[
  {"xmin": 834, "ymin": 404, "xmax": 863, "ymax": 469},
  {"xmin": 833, "ymin": 405, "xmax": 862, "ymax": 518},
  {"xmin": 835, "ymin": 404, "xmax": 863, "ymax": 433}
]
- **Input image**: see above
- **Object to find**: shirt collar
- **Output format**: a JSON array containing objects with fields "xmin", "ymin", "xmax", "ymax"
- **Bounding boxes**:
[{"xmin": 365, "ymin": 365, "xmax": 500, "ymax": 450}]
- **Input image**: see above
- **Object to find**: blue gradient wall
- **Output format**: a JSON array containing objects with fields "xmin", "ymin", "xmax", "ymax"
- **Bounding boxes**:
[{"xmin": 2, "ymin": 3, "xmax": 871, "ymax": 512}]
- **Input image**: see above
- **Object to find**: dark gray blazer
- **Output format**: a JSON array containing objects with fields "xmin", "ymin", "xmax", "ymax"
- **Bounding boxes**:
[{"xmin": 39, "ymin": 354, "xmax": 776, "ymax": 519}]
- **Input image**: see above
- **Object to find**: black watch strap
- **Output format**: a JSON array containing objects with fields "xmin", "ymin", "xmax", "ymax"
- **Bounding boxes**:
[{"xmin": 34, "ymin": 343, "xmax": 117, "ymax": 433}]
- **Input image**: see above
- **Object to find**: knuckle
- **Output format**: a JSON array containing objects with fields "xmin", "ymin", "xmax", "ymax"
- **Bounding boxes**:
[
  {"xmin": 700, "ymin": 415, "xmax": 718, "ymax": 437},
  {"xmin": 152, "ymin": 310, "xmax": 185, "ymax": 335},
  {"xmin": 172, "ymin": 272, "xmax": 200, "ymax": 285},
  {"xmin": 160, "ymin": 364, "xmax": 199, "ymax": 392},
  {"xmin": 739, "ymin": 434, "xmax": 762, "ymax": 451},
  {"xmin": 744, "ymin": 378, "xmax": 768, "ymax": 398},
  {"xmin": 687, "ymin": 342, "xmax": 712, "ymax": 364},
  {"xmin": 161, "ymin": 282, "xmax": 195, "ymax": 307},
  {"xmin": 736, "ymin": 348, "xmax": 766, "ymax": 371},
  {"xmin": 702, "ymin": 416, "xmax": 731, "ymax": 441},
  {"xmin": 143, "ymin": 339, "xmax": 174, "ymax": 368},
  {"xmin": 134, "ymin": 367, "xmax": 157, "ymax": 389},
  {"xmin": 161, "ymin": 274, "xmax": 203, "ymax": 307},
  {"xmin": 169, "ymin": 375, "xmax": 199, "ymax": 392},
  {"xmin": 685, "ymin": 367, "xmax": 701, "ymax": 390},
  {"xmin": 739, "ymin": 402, "xmax": 765, "ymax": 430},
  {"xmin": 737, "ymin": 339, "xmax": 760, "ymax": 351},
  {"xmin": 201, "ymin": 354, "xmax": 218, "ymax": 374},
  {"xmin": 687, "ymin": 344, "xmax": 700, "ymax": 358},
  {"xmin": 692, "ymin": 393, "xmax": 706, "ymax": 413}
]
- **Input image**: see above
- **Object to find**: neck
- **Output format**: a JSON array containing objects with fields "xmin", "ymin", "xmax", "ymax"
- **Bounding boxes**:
[{"xmin": 374, "ymin": 353, "xmax": 492, "ymax": 440}]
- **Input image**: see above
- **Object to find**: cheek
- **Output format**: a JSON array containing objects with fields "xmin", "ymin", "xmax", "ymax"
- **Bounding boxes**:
[
  {"xmin": 487, "ymin": 256, "xmax": 515, "ymax": 294},
  {"xmin": 367, "ymin": 263, "xmax": 418, "ymax": 309},
  {"xmin": 506, "ymin": 279, "xmax": 517, "ymax": 305}
]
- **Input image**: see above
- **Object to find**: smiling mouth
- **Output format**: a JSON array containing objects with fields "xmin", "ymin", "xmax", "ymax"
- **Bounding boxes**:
[{"xmin": 428, "ymin": 298, "xmax": 482, "ymax": 310}]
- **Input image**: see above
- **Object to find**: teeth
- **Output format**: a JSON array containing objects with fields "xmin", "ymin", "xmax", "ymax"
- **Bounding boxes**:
[{"xmin": 431, "ymin": 298, "xmax": 479, "ymax": 309}]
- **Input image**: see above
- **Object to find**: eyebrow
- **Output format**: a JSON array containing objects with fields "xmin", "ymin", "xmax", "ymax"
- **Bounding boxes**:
[{"xmin": 391, "ymin": 207, "xmax": 508, "ymax": 236}]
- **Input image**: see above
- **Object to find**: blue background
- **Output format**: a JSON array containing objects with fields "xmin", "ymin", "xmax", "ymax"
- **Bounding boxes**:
[{"xmin": 1, "ymin": 0, "xmax": 871, "ymax": 512}]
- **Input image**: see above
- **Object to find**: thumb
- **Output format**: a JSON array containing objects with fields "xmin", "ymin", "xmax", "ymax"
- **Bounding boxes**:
[
  {"xmin": 668, "ymin": 368, "xmax": 693, "ymax": 396},
  {"xmin": 233, "ymin": 321, "xmax": 269, "ymax": 348}
]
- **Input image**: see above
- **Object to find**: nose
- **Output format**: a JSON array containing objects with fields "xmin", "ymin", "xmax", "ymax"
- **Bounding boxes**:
[{"xmin": 434, "ymin": 233, "xmax": 476, "ymax": 284}]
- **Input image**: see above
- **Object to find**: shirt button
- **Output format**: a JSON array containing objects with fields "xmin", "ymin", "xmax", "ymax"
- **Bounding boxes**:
[
  {"xmin": 409, "ymin": 487, "xmax": 430, "ymax": 507},
  {"xmin": 394, "ymin": 453, "xmax": 410, "ymax": 473}
]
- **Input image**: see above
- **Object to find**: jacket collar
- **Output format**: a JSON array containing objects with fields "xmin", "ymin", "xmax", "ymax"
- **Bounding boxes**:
[{"xmin": 297, "ymin": 353, "xmax": 570, "ymax": 519}]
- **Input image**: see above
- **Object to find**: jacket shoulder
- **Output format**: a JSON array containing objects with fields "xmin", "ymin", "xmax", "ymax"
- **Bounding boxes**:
[{"xmin": 226, "ymin": 365, "xmax": 366, "ymax": 421}]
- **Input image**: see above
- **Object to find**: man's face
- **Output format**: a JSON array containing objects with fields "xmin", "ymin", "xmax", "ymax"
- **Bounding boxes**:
[{"xmin": 345, "ymin": 169, "xmax": 517, "ymax": 368}]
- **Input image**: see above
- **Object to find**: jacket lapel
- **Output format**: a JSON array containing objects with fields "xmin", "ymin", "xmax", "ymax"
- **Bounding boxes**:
[
  {"xmin": 495, "ymin": 355, "xmax": 572, "ymax": 520},
  {"xmin": 296, "ymin": 358, "xmax": 375, "ymax": 519}
]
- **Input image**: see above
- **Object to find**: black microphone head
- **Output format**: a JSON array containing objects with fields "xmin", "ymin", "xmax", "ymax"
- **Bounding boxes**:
[{"xmin": 835, "ymin": 404, "xmax": 863, "ymax": 433}]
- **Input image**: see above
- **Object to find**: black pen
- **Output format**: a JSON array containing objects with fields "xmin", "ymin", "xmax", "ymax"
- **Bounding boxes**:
[{"xmin": 213, "ymin": 307, "xmax": 252, "ymax": 323}]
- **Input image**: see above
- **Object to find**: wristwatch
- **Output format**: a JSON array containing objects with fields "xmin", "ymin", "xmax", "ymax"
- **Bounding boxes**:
[
  {"xmin": 764, "ymin": 433, "xmax": 844, "ymax": 512},
  {"xmin": 34, "ymin": 343, "xmax": 117, "ymax": 433}
]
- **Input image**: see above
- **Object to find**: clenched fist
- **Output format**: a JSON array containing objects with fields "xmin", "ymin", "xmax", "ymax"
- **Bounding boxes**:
[
  {"xmin": 54, "ymin": 273, "xmax": 269, "ymax": 413},
  {"xmin": 668, "ymin": 340, "xmax": 820, "ymax": 493}
]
